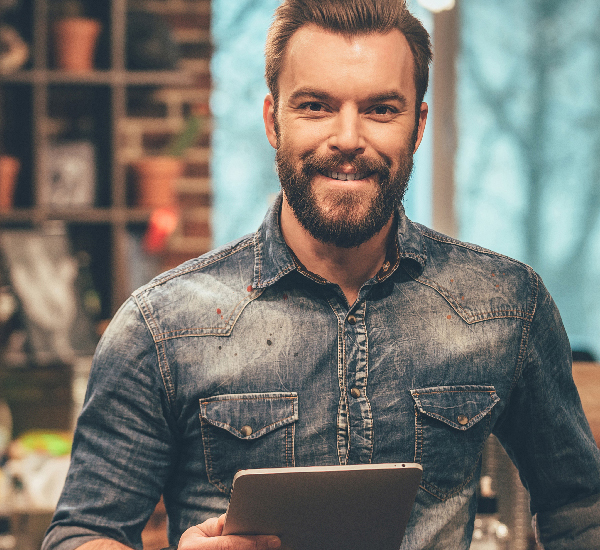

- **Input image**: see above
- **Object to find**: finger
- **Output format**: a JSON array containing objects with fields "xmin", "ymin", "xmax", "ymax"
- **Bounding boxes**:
[
  {"xmin": 196, "ymin": 517, "xmax": 224, "ymax": 538},
  {"xmin": 179, "ymin": 533, "xmax": 280, "ymax": 550},
  {"xmin": 216, "ymin": 514, "xmax": 226, "ymax": 534},
  {"xmin": 220, "ymin": 534, "xmax": 281, "ymax": 550}
]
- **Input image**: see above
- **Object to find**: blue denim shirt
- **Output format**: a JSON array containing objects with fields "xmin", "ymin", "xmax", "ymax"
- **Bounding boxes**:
[{"xmin": 44, "ymin": 194, "xmax": 600, "ymax": 550}]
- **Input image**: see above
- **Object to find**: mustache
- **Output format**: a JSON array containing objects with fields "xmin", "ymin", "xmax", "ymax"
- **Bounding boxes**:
[{"xmin": 299, "ymin": 151, "xmax": 391, "ymax": 179}]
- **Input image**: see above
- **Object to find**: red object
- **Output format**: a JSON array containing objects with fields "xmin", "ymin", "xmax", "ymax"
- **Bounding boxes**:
[{"xmin": 143, "ymin": 207, "xmax": 179, "ymax": 253}]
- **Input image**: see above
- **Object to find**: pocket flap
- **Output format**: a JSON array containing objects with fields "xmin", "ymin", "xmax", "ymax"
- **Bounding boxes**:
[
  {"xmin": 200, "ymin": 392, "xmax": 298, "ymax": 440},
  {"xmin": 410, "ymin": 385, "xmax": 499, "ymax": 430}
]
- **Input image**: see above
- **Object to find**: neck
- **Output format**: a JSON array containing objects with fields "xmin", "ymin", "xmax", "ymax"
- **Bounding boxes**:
[{"xmin": 280, "ymin": 198, "xmax": 395, "ymax": 305}]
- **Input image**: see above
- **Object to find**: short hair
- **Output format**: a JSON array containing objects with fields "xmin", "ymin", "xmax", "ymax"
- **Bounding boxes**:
[{"xmin": 265, "ymin": 0, "xmax": 432, "ymax": 117}]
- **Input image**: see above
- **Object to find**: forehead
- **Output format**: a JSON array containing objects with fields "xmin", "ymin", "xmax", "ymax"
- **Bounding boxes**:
[{"xmin": 279, "ymin": 24, "xmax": 416, "ymax": 102}]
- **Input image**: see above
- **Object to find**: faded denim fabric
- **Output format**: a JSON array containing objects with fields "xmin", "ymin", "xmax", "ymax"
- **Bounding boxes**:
[{"xmin": 43, "ymin": 194, "xmax": 600, "ymax": 550}]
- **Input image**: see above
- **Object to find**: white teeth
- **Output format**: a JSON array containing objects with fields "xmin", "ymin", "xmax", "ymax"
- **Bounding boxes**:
[{"xmin": 326, "ymin": 171, "xmax": 366, "ymax": 181}]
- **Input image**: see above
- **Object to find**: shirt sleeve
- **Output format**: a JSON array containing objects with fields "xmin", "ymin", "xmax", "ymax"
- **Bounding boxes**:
[
  {"xmin": 493, "ymin": 273, "xmax": 600, "ymax": 547},
  {"xmin": 534, "ymin": 493, "xmax": 600, "ymax": 549},
  {"xmin": 42, "ymin": 297, "xmax": 177, "ymax": 550}
]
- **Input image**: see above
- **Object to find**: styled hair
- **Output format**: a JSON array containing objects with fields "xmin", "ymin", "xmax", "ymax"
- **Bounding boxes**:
[{"xmin": 265, "ymin": 0, "xmax": 432, "ymax": 116}]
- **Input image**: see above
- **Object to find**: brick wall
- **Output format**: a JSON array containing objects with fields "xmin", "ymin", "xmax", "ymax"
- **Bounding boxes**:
[{"xmin": 124, "ymin": 0, "xmax": 213, "ymax": 271}]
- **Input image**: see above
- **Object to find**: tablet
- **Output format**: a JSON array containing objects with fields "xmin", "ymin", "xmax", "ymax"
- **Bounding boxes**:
[{"xmin": 222, "ymin": 463, "xmax": 422, "ymax": 550}]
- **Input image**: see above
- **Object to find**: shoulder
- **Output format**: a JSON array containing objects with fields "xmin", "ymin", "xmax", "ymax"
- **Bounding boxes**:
[
  {"xmin": 137, "ymin": 232, "xmax": 256, "ymax": 296},
  {"xmin": 409, "ymin": 222, "xmax": 540, "ymax": 323},
  {"xmin": 129, "ymin": 232, "xmax": 260, "ymax": 337}
]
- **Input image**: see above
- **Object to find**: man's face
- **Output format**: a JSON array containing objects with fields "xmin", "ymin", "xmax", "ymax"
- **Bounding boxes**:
[{"xmin": 263, "ymin": 24, "xmax": 428, "ymax": 248}]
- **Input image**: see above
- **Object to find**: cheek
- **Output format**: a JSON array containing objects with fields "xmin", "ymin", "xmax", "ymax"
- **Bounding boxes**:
[
  {"xmin": 279, "ymin": 130, "xmax": 324, "ymax": 159},
  {"xmin": 364, "ymin": 122, "xmax": 413, "ymax": 156},
  {"xmin": 387, "ymin": 129, "xmax": 415, "ymax": 161},
  {"xmin": 282, "ymin": 115, "xmax": 334, "ymax": 149},
  {"xmin": 370, "ymin": 142, "xmax": 407, "ymax": 171}
]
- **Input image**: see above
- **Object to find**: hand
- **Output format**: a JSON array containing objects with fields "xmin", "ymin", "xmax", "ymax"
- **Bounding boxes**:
[{"xmin": 177, "ymin": 515, "xmax": 281, "ymax": 550}]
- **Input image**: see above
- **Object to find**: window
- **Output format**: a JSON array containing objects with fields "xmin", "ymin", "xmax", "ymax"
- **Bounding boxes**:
[{"xmin": 456, "ymin": 0, "xmax": 600, "ymax": 359}]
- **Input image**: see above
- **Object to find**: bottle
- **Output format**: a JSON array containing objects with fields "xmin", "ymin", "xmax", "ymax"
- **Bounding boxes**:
[
  {"xmin": 0, "ymin": 516, "xmax": 15, "ymax": 550},
  {"xmin": 470, "ymin": 476, "xmax": 509, "ymax": 549}
]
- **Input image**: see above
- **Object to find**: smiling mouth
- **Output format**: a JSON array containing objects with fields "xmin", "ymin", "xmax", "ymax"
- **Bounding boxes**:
[{"xmin": 322, "ymin": 170, "xmax": 370, "ymax": 181}]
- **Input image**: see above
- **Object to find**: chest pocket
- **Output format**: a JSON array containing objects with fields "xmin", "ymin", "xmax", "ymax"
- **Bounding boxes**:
[
  {"xmin": 199, "ymin": 392, "xmax": 298, "ymax": 494},
  {"xmin": 410, "ymin": 385, "xmax": 499, "ymax": 501}
]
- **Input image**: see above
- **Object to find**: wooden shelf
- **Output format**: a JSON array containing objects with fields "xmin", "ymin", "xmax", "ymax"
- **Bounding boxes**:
[
  {"xmin": 0, "ymin": 0, "xmax": 191, "ymax": 316},
  {"xmin": 0, "ymin": 207, "xmax": 155, "ymax": 224},
  {"xmin": 1, "ymin": 69, "xmax": 193, "ymax": 86}
]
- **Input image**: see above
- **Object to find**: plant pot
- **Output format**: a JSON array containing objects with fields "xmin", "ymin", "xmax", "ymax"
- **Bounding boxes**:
[
  {"xmin": 51, "ymin": 17, "xmax": 102, "ymax": 71},
  {"xmin": 133, "ymin": 156, "xmax": 183, "ymax": 208},
  {"xmin": 0, "ymin": 155, "xmax": 20, "ymax": 210}
]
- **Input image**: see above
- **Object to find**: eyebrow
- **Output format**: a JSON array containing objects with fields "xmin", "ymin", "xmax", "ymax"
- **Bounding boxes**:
[
  {"xmin": 367, "ymin": 92, "xmax": 408, "ymax": 109},
  {"xmin": 288, "ymin": 88, "xmax": 332, "ymax": 103},
  {"xmin": 288, "ymin": 88, "xmax": 408, "ymax": 109}
]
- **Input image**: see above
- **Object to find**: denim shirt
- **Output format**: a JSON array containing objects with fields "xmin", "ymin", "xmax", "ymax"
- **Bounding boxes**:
[{"xmin": 44, "ymin": 194, "xmax": 600, "ymax": 550}]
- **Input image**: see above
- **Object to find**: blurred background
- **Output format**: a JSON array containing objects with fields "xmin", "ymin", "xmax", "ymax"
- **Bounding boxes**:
[{"xmin": 0, "ymin": 0, "xmax": 598, "ymax": 548}]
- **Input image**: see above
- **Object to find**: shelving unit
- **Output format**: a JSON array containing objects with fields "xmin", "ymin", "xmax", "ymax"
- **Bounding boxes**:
[{"xmin": 0, "ymin": 0, "xmax": 193, "ymax": 318}]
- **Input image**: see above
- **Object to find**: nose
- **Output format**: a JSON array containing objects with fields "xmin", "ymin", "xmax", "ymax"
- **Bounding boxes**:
[{"xmin": 328, "ymin": 107, "xmax": 365, "ymax": 155}]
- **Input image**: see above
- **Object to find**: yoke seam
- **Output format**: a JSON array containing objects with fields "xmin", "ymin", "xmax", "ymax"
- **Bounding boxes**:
[{"xmin": 137, "ymin": 239, "xmax": 255, "ymax": 294}]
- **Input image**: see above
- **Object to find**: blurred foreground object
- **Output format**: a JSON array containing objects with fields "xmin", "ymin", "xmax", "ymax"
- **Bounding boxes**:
[{"xmin": 3, "ymin": 430, "xmax": 71, "ymax": 511}]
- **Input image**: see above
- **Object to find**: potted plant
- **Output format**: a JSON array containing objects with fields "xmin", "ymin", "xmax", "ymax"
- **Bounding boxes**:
[
  {"xmin": 133, "ymin": 113, "xmax": 203, "ymax": 209},
  {"xmin": 0, "ymin": 154, "xmax": 20, "ymax": 210},
  {"xmin": 50, "ymin": 0, "xmax": 102, "ymax": 71}
]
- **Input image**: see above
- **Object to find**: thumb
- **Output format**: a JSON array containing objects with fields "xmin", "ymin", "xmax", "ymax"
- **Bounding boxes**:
[{"xmin": 177, "ymin": 517, "xmax": 280, "ymax": 550}]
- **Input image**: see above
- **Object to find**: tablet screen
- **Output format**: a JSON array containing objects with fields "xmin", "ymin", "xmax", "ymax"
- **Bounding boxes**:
[{"xmin": 223, "ymin": 463, "xmax": 422, "ymax": 550}]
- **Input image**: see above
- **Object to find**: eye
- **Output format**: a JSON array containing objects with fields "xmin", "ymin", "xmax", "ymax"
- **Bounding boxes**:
[
  {"xmin": 296, "ymin": 101, "xmax": 331, "ymax": 118},
  {"xmin": 301, "ymin": 102, "xmax": 325, "ymax": 112},
  {"xmin": 370, "ymin": 105, "xmax": 396, "ymax": 116}
]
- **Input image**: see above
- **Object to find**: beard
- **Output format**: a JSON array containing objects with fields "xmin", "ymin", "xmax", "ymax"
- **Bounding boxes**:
[{"xmin": 276, "ymin": 143, "xmax": 415, "ymax": 249}]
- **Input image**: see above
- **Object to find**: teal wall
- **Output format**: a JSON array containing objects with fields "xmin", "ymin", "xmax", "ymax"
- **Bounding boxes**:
[
  {"xmin": 456, "ymin": 0, "xmax": 600, "ymax": 358},
  {"xmin": 210, "ymin": 0, "xmax": 281, "ymax": 246}
]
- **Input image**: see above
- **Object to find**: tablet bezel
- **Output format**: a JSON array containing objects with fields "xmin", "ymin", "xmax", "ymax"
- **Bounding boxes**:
[{"xmin": 222, "ymin": 463, "xmax": 423, "ymax": 550}]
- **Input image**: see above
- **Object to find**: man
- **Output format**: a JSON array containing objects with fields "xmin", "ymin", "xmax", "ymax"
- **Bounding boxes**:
[{"xmin": 43, "ymin": 1, "xmax": 600, "ymax": 549}]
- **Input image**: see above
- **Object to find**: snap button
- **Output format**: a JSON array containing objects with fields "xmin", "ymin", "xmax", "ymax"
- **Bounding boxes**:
[
  {"xmin": 457, "ymin": 414, "xmax": 469, "ymax": 426},
  {"xmin": 350, "ymin": 387, "xmax": 361, "ymax": 399},
  {"xmin": 240, "ymin": 425, "xmax": 253, "ymax": 437},
  {"xmin": 347, "ymin": 315, "xmax": 357, "ymax": 325}
]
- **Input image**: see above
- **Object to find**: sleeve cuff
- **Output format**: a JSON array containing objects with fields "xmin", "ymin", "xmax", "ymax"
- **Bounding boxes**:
[
  {"xmin": 42, "ymin": 526, "xmax": 118, "ymax": 550},
  {"xmin": 534, "ymin": 492, "xmax": 600, "ymax": 549}
]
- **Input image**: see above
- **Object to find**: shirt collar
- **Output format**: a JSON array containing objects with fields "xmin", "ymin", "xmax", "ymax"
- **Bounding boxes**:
[{"xmin": 252, "ymin": 192, "xmax": 427, "ymax": 290}]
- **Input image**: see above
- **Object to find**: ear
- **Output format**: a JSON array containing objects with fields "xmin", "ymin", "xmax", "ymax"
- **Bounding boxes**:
[
  {"xmin": 263, "ymin": 93, "xmax": 278, "ymax": 149},
  {"xmin": 413, "ymin": 101, "xmax": 428, "ymax": 153}
]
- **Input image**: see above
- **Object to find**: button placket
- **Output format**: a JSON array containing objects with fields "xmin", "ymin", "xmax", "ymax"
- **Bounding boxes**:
[
  {"xmin": 343, "ymin": 302, "xmax": 373, "ymax": 463},
  {"xmin": 326, "ymin": 295, "xmax": 350, "ymax": 464}
]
